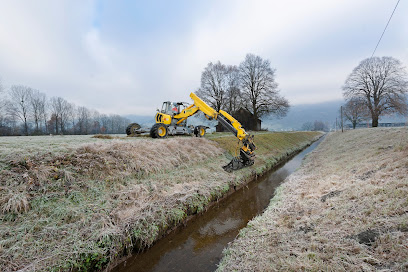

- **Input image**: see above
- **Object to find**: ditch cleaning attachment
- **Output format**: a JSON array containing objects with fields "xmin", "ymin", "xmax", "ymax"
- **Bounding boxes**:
[{"xmin": 222, "ymin": 135, "xmax": 256, "ymax": 172}]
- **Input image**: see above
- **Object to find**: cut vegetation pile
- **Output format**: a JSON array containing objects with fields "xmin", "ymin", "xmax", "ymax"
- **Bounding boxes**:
[
  {"xmin": 217, "ymin": 128, "xmax": 408, "ymax": 271},
  {"xmin": 0, "ymin": 131, "xmax": 321, "ymax": 271}
]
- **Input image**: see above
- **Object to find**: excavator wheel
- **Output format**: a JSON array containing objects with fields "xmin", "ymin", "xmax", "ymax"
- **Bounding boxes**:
[
  {"xmin": 150, "ymin": 123, "xmax": 168, "ymax": 138},
  {"xmin": 126, "ymin": 123, "xmax": 141, "ymax": 135},
  {"xmin": 194, "ymin": 126, "xmax": 206, "ymax": 137}
]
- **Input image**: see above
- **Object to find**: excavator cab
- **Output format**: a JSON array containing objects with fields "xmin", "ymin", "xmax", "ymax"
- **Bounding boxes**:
[{"xmin": 161, "ymin": 102, "xmax": 186, "ymax": 116}]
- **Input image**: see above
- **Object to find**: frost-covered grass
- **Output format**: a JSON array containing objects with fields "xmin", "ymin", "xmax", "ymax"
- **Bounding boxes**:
[
  {"xmin": 0, "ymin": 135, "xmax": 127, "ymax": 162},
  {"xmin": 217, "ymin": 127, "xmax": 408, "ymax": 272},
  {"xmin": 0, "ymin": 132, "xmax": 321, "ymax": 271}
]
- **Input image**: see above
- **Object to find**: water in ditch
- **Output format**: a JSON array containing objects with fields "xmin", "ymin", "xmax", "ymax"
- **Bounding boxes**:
[{"xmin": 112, "ymin": 137, "xmax": 324, "ymax": 272}]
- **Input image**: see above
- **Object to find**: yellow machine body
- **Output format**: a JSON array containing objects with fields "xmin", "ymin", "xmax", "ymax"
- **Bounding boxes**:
[{"xmin": 154, "ymin": 112, "xmax": 172, "ymax": 125}]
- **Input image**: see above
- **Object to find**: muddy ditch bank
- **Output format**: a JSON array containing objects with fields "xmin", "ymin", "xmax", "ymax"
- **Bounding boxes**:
[{"xmin": 109, "ymin": 133, "xmax": 324, "ymax": 272}]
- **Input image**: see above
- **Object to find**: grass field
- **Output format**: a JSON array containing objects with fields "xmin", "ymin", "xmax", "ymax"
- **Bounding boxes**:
[
  {"xmin": 0, "ymin": 131, "xmax": 321, "ymax": 271},
  {"xmin": 217, "ymin": 127, "xmax": 408, "ymax": 271}
]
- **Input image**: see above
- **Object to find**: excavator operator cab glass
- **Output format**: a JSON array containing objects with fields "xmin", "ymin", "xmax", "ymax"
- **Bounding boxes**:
[
  {"xmin": 161, "ymin": 102, "xmax": 172, "ymax": 114},
  {"xmin": 178, "ymin": 103, "xmax": 186, "ymax": 113},
  {"xmin": 171, "ymin": 102, "xmax": 179, "ymax": 114},
  {"xmin": 161, "ymin": 101, "xmax": 180, "ymax": 115}
]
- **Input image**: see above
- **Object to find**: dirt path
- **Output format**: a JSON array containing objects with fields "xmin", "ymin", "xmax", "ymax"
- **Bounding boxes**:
[{"xmin": 217, "ymin": 128, "xmax": 408, "ymax": 271}]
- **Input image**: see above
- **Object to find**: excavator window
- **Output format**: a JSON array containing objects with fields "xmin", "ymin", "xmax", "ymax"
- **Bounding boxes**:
[
  {"xmin": 161, "ymin": 102, "xmax": 172, "ymax": 114},
  {"xmin": 166, "ymin": 103, "xmax": 172, "ymax": 113},
  {"xmin": 171, "ymin": 102, "xmax": 179, "ymax": 114}
]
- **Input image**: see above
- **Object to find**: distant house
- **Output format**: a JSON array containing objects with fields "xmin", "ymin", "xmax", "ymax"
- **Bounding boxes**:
[{"xmin": 217, "ymin": 107, "xmax": 261, "ymax": 132}]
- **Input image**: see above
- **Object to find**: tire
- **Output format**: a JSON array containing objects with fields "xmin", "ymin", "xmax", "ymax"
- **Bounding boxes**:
[
  {"xmin": 150, "ymin": 123, "xmax": 168, "ymax": 138},
  {"xmin": 126, "ymin": 123, "xmax": 141, "ymax": 135},
  {"xmin": 194, "ymin": 126, "xmax": 206, "ymax": 137}
]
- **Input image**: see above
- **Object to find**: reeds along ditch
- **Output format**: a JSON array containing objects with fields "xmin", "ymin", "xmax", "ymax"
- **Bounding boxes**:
[{"xmin": 0, "ymin": 132, "xmax": 322, "ymax": 271}]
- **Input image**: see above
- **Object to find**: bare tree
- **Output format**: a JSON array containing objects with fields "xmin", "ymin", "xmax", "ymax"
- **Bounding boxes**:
[
  {"xmin": 0, "ymin": 77, "xmax": 8, "ymax": 135},
  {"xmin": 225, "ymin": 65, "xmax": 242, "ymax": 113},
  {"xmin": 59, "ymin": 100, "xmax": 73, "ymax": 134},
  {"xmin": 90, "ymin": 110, "xmax": 101, "ymax": 134},
  {"xmin": 342, "ymin": 57, "xmax": 408, "ymax": 127},
  {"xmin": 343, "ymin": 98, "xmax": 369, "ymax": 129},
  {"xmin": 30, "ymin": 90, "xmax": 47, "ymax": 134},
  {"xmin": 111, "ymin": 114, "xmax": 130, "ymax": 134},
  {"xmin": 100, "ymin": 114, "xmax": 110, "ymax": 133},
  {"xmin": 301, "ymin": 122, "xmax": 314, "ymax": 131},
  {"xmin": 313, "ymin": 120, "xmax": 327, "ymax": 131},
  {"xmin": 196, "ymin": 61, "xmax": 228, "ymax": 112},
  {"xmin": 50, "ymin": 96, "xmax": 71, "ymax": 134},
  {"xmin": 77, "ymin": 106, "xmax": 90, "ymax": 134},
  {"xmin": 111, "ymin": 114, "xmax": 121, "ymax": 133},
  {"xmin": 7, "ymin": 85, "xmax": 32, "ymax": 135},
  {"xmin": 239, "ymin": 54, "xmax": 289, "ymax": 121},
  {"xmin": 41, "ymin": 99, "xmax": 49, "ymax": 134},
  {"xmin": 50, "ymin": 97, "xmax": 61, "ymax": 134},
  {"xmin": 68, "ymin": 103, "xmax": 77, "ymax": 134}
]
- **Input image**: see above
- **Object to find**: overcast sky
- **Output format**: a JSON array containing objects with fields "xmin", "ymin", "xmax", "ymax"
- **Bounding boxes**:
[{"xmin": 0, "ymin": 0, "xmax": 407, "ymax": 115}]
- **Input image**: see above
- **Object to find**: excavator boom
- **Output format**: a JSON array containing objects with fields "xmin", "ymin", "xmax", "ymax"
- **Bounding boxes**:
[{"xmin": 181, "ymin": 93, "xmax": 256, "ymax": 172}]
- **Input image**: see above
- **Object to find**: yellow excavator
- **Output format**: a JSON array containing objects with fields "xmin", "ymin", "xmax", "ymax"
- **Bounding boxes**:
[{"xmin": 126, "ymin": 92, "xmax": 256, "ymax": 172}]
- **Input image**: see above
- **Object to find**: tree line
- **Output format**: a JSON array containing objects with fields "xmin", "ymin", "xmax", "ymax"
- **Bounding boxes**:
[
  {"xmin": 197, "ymin": 53, "xmax": 290, "ymax": 122},
  {"xmin": 0, "ymin": 79, "xmax": 130, "ymax": 136}
]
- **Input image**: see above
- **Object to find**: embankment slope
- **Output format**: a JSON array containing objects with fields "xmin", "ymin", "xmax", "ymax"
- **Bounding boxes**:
[
  {"xmin": 0, "ymin": 132, "xmax": 321, "ymax": 271},
  {"xmin": 217, "ymin": 128, "xmax": 408, "ymax": 271}
]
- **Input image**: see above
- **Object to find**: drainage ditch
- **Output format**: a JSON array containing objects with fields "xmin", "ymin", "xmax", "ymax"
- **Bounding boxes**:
[{"xmin": 112, "ymin": 137, "xmax": 324, "ymax": 272}]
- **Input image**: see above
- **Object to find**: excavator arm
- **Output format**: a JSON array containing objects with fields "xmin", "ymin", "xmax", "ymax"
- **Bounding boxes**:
[{"xmin": 174, "ymin": 92, "xmax": 256, "ymax": 172}]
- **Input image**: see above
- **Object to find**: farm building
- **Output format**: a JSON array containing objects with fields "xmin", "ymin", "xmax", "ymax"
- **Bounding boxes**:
[{"xmin": 216, "ymin": 107, "xmax": 261, "ymax": 132}]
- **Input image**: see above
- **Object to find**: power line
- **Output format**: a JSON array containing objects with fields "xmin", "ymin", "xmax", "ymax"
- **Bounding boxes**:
[{"xmin": 371, "ymin": 0, "xmax": 400, "ymax": 58}]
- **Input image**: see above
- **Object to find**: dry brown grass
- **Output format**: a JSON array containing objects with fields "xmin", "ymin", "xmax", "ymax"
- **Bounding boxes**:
[
  {"xmin": 217, "ymin": 127, "xmax": 408, "ymax": 272},
  {"xmin": 1, "ymin": 191, "xmax": 30, "ymax": 213}
]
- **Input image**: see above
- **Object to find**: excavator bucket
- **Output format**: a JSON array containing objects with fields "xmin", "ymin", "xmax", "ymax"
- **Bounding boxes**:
[
  {"xmin": 222, "ymin": 152, "xmax": 254, "ymax": 172},
  {"xmin": 223, "ymin": 136, "xmax": 256, "ymax": 172}
]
